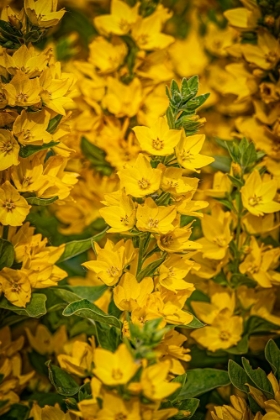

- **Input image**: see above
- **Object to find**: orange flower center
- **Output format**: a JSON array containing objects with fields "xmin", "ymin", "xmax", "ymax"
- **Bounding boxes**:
[
  {"xmin": 107, "ymin": 266, "xmax": 120, "ymax": 277},
  {"xmin": 161, "ymin": 234, "xmax": 174, "ymax": 246},
  {"xmin": 0, "ymin": 140, "xmax": 13, "ymax": 154},
  {"xmin": 3, "ymin": 199, "xmax": 16, "ymax": 212},
  {"xmin": 119, "ymin": 19, "xmax": 130, "ymax": 32},
  {"xmin": 219, "ymin": 330, "xmax": 231, "ymax": 341},
  {"xmin": 138, "ymin": 178, "xmax": 150, "ymax": 189},
  {"xmin": 152, "ymin": 138, "xmax": 164, "ymax": 150},
  {"xmin": 120, "ymin": 215, "xmax": 129, "ymax": 225},
  {"xmin": 115, "ymin": 413, "xmax": 127, "ymax": 420},
  {"xmin": 147, "ymin": 218, "xmax": 159, "ymax": 228},
  {"xmin": 17, "ymin": 92, "xmax": 28, "ymax": 102},
  {"xmin": 248, "ymin": 195, "xmax": 262, "ymax": 206},
  {"xmin": 112, "ymin": 368, "xmax": 123, "ymax": 380}
]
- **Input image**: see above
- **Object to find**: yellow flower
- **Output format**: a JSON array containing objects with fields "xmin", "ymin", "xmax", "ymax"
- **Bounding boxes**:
[
  {"xmin": 136, "ymin": 197, "xmax": 177, "ymax": 234},
  {"xmin": 190, "ymin": 314, "xmax": 243, "ymax": 352},
  {"xmin": 4, "ymin": 45, "xmax": 48, "ymax": 78},
  {"xmin": 102, "ymin": 77, "xmax": 143, "ymax": 118},
  {"xmin": 196, "ymin": 206, "xmax": 233, "ymax": 260},
  {"xmin": 118, "ymin": 153, "xmax": 162, "ymax": 198},
  {"xmin": 93, "ymin": 343, "xmax": 139, "ymax": 386},
  {"xmin": 158, "ymin": 255, "xmax": 196, "ymax": 293},
  {"xmin": 40, "ymin": 65, "xmax": 76, "ymax": 115},
  {"xmin": 25, "ymin": 324, "xmax": 67, "ymax": 356},
  {"xmin": 175, "ymin": 133, "xmax": 214, "ymax": 172},
  {"xmin": 132, "ymin": 14, "xmax": 174, "ymax": 50},
  {"xmin": 0, "ymin": 129, "xmax": 19, "ymax": 171},
  {"xmin": 239, "ymin": 236, "xmax": 280, "ymax": 288},
  {"xmin": 161, "ymin": 167, "xmax": 198, "ymax": 197},
  {"xmin": 13, "ymin": 110, "xmax": 52, "ymax": 146},
  {"xmin": 99, "ymin": 190, "xmax": 136, "ymax": 233},
  {"xmin": 224, "ymin": 4, "xmax": 261, "ymax": 30},
  {"xmin": 0, "ymin": 181, "xmax": 30, "ymax": 226},
  {"xmin": 203, "ymin": 171, "xmax": 232, "ymax": 198},
  {"xmin": 241, "ymin": 170, "xmax": 280, "ymax": 216},
  {"xmin": 0, "ymin": 268, "xmax": 31, "ymax": 308},
  {"xmin": 58, "ymin": 339, "xmax": 95, "ymax": 377},
  {"xmin": 211, "ymin": 396, "xmax": 253, "ymax": 420},
  {"xmin": 133, "ymin": 117, "xmax": 181, "ymax": 156},
  {"xmin": 241, "ymin": 30, "xmax": 280, "ymax": 70},
  {"xmin": 94, "ymin": 0, "xmax": 139, "ymax": 36},
  {"xmin": 140, "ymin": 361, "xmax": 180, "ymax": 400},
  {"xmin": 157, "ymin": 225, "xmax": 202, "ymax": 253},
  {"xmin": 29, "ymin": 403, "xmax": 76, "ymax": 420},
  {"xmin": 82, "ymin": 240, "xmax": 126, "ymax": 286},
  {"xmin": 97, "ymin": 392, "xmax": 140, "ymax": 420},
  {"xmin": 113, "ymin": 273, "xmax": 153, "ymax": 311},
  {"xmin": 89, "ymin": 36, "xmax": 127, "ymax": 73},
  {"xmin": 24, "ymin": 0, "xmax": 65, "ymax": 28},
  {"xmin": 11, "ymin": 155, "xmax": 46, "ymax": 193},
  {"xmin": 4, "ymin": 72, "xmax": 41, "ymax": 107}
]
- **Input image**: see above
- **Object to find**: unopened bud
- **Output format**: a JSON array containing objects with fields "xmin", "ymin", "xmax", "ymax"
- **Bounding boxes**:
[
  {"xmin": 231, "ymin": 162, "xmax": 242, "ymax": 177},
  {"xmin": 264, "ymin": 15, "xmax": 275, "ymax": 26}
]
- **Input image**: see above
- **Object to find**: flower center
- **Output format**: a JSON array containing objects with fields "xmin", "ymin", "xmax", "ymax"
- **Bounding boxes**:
[
  {"xmin": 120, "ymin": 215, "xmax": 129, "ymax": 225},
  {"xmin": 147, "ymin": 218, "xmax": 159, "ymax": 229},
  {"xmin": 137, "ymin": 34, "xmax": 149, "ymax": 46},
  {"xmin": 212, "ymin": 236, "xmax": 227, "ymax": 247},
  {"xmin": 107, "ymin": 266, "xmax": 120, "ymax": 277},
  {"xmin": 219, "ymin": 330, "xmax": 231, "ymax": 341},
  {"xmin": 112, "ymin": 368, "xmax": 123, "ymax": 380},
  {"xmin": 152, "ymin": 138, "xmax": 164, "ymax": 150},
  {"xmin": 180, "ymin": 150, "xmax": 194, "ymax": 162},
  {"xmin": 119, "ymin": 19, "xmax": 130, "ymax": 32},
  {"xmin": 248, "ymin": 195, "xmax": 262, "ymax": 206},
  {"xmin": 138, "ymin": 178, "xmax": 150, "ymax": 189},
  {"xmin": 265, "ymin": 51, "xmax": 277, "ymax": 63},
  {"xmin": 17, "ymin": 92, "xmax": 28, "ymax": 102},
  {"xmin": 3, "ymin": 199, "xmax": 16, "ymax": 212},
  {"xmin": 115, "ymin": 413, "xmax": 127, "ymax": 420},
  {"xmin": 161, "ymin": 234, "xmax": 174, "ymax": 246},
  {"xmin": 0, "ymin": 140, "xmax": 13, "ymax": 154}
]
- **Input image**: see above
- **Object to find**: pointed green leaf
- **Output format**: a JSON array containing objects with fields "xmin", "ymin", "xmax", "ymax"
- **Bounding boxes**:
[
  {"xmin": 19, "ymin": 141, "xmax": 60, "ymax": 158},
  {"xmin": 177, "ymin": 368, "xmax": 230, "ymax": 399},
  {"xmin": 265, "ymin": 340, "xmax": 280, "ymax": 378},
  {"xmin": 228, "ymin": 360, "xmax": 249, "ymax": 393},
  {"xmin": 46, "ymin": 361, "xmax": 80, "ymax": 396},
  {"xmin": 47, "ymin": 115, "xmax": 63, "ymax": 134},
  {"xmin": 0, "ymin": 293, "xmax": 47, "ymax": 317},
  {"xmin": 242, "ymin": 358, "xmax": 274, "ymax": 397},
  {"xmin": 63, "ymin": 299, "xmax": 122, "ymax": 328},
  {"xmin": 0, "ymin": 239, "xmax": 15, "ymax": 270},
  {"xmin": 26, "ymin": 196, "xmax": 58, "ymax": 206}
]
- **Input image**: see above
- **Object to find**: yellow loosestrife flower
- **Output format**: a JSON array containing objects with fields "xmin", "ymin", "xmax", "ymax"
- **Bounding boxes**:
[
  {"xmin": 13, "ymin": 110, "xmax": 52, "ymax": 146},
  {"xmin": 82, "ymin": 240, "xmax": 128, "ymax": 286},
  {"xmin": 132, "ymin": 13, "xmax": 174, "ymax": 50},
  {"xmin": 94, "ymin": 0, "xmax": 139, "ymax": 36},
  {"xmin": 113, "ymin": 273, "xmax": 153, "ymax": 311},
  {"xmin": 175, "ymin": 133, "xmax": 214, "ymax": 172},
  {"xmin": 0, "ymin": 129, "xmax": 19, "ymax": 171},
  {"xmin": 0, "ymin": 181, "xmax": 30, "ymax": 226},
  {"xmin": 89, "ymin": 36, "xmax": 127, "ymax": 74},
  {"xmin": 196, "ymin": 206, "xmax": 233, "ymax": 260},
  {"xmin": 0, "ymin": 268, "xmax": 31, "ymax": 307},
  {"xmin": 97, "ymin": 392, "xmax": 140, "ymax": 420},
  {"xmin": 241, "ymin": 170, "xmax": 280, "ymax": 216},
  {"xmin": 140, "ymin": 361, "xmax": 180, "ymax": 400},
  {"xmin": 133, "ymin": 117, "xmax": 181, "ymax": 156},
  {"xmin": 157, "ymin": 225, "xmax": 202, "ymax": 253},
  {"xmin": 118, "ymin": 153, "xmax": 162, "ymax": 198},
  {"xmin": 241, "ymin": 30, "xmax": 280, "ymax": 70},
  {"xmin": 99, "ymin": 191, "xmax": 136, "ymax": 233},
  {"xmin": 24, "ymin": 0, "xmax": 65, "ymax": 28},
  {"xmin": 93, "ymin": 343, "xmax": 139, "ymax": 386},
  {"xmin": 4, "ymin": 72, "xmax": 41, "ymax": 107},
  {"xmin": 136, "ymin": 197, "xmax": 177, "ymax": 234},
  {"xmin": 3, "ymin": 45, "xmax": 48, "ymax": 78}
]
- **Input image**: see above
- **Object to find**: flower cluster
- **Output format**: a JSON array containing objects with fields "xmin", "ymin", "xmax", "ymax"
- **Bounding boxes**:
[{"xmin": 0, "ymin": 0, "xmax": 279, "ymax": 419}]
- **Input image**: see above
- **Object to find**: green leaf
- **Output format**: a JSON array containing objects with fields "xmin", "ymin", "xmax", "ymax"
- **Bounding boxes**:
[
  {"xmin": 189, "ymin": 347, "xmax": 228, "ymax": 368},
  {"xmin": 0, "ymin": 404, "xmax": 30, "ymax": 420},
  {"xmin": 227, "ymin": 174, "xmax": 244, "ymax": 188},
  {"xmin": 95, "ymin": 322, "xmax": 120, "ymax": 351},
  {"xmin": 169, "ymin": 373, "xmax": 187, "ymax": 402},
  {"xmin": 244, "ymin": 316, "xmax": 279, "ymax": 335},
  {"xmin": 228, "ymin": 360, "xmax": 249, "ymax": 393},
  {"xmin": 81, "ymin": 136, "xmax": 113, "ymax": 174},
  {"xmin": 177, "ymin": 368, "xmax": 230, "ymax": 399},
  {"xmin": 28, "ymin": 351, "xmax": 48, "ymax": 377},
  {"xmin": 214, "ymin": 198, "xmax": 233, "ymax": 211},
  {"xmin": 0, "ymin": 238, "xmax": 15, "ymax": 270},
  {"xmin": 58, "ymin": 226, "xmax": 109, "ymax": 263},
  {"xmin": 183, "ymin": 93, "xmax": 209, "ymax": 111},
  {"xmin": 166, "ymin": 106, "xmax": 175, "ymax": 129},
  {"xmin": 137, "ymin": 255, "xmax": 166, "ymax": 281},
  {"xmin": 46, "ymin": 361, "xmax": 80, "ymax": 396},
  {"xmin": 47, "ymin": 115, "xmax": 63, "ymax": 134},
  {"xmin": 19, "ymin": 141, "xmax": 59, "ymax": 158},
  {"xmin": 242, "ymin": 358, "xmax": 274, "ymax": 397},
  {"xmin": 181, "ymin": 76, "xmax": 199, "ymax": 101},
  {"xmin": 0, "ymin": 293, "xmax": 46, "ymax": 317},
  {"xmin": 265, "ymin": 339, "xmax": 280, "ymax": 377},
  {"xmin": 25, "ymin": 392, "xmax": 64, "ymax": 407},
  {"xmin": 26, "ymin": 196, "xmax": 58, "ymax": 206},
  {"xmin": 210, "ymin": 155, "xmax": 231, "ymax": 173},
  {"xmin": 175, "ymin": 399, "xmax": 200, "ymax": 419},
  {"xmin": 52, "ymin": 285, "xmax": 106, "ymax": 304},
  {"xmin": 63, "ymin": 299, "xmax": 122, "ymax": 328}
]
